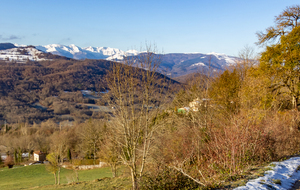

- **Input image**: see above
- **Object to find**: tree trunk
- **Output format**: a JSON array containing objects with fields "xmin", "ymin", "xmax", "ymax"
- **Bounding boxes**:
[
  {"xmin": 75, "ymin": 169, "xmax": 79, "ymax": 182},
  {"xmin": 296, "ymin": 96, "xmax": 299, "ymax": 110},
  {"xmin": 54, "ymin": 173, "xmax": 57, "ymax": 185},
  {"xmin": 14, "ymin": 149, "xmax": 17, "ymax": 164},
  {"xmin": 140, "ymin": 144, "xmax": 146, "ymax": 177},
  {"xmin": 130, "ymin": 168, "xmax": 137, "ymax": 190},
  {"xmin": 58, "ymin": 167, "xmax": 61, "ymax": 185},
  {"xmin": 292, "ymin": 96, "xmax": 296, "ymax": 109},
  {"xmin": 111, "ymin": 163, "xmax": 117, "ymax": 178},
  {"xmin": 93, "ymin": 142, "xmax": 96, "ymax": 165}
]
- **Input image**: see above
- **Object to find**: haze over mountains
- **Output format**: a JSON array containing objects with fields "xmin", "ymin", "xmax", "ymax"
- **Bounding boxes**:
[{"xmin": 0, "ymin": 43, "xmax": 238, "ymax": 77}]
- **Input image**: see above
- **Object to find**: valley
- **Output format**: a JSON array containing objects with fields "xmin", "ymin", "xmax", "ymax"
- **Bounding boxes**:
[{"xmin": 1, "ymin": 4, "xmax": 300, "ymax": 189}]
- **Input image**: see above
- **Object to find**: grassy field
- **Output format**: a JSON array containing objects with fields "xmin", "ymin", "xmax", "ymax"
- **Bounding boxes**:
[
  {"xmin": 0, "ymin": 165, "xmax": 130, "ymax": 190},
  {"xmin": 35, "ymin": 177, "xmax": 131, "ymax": 190}
]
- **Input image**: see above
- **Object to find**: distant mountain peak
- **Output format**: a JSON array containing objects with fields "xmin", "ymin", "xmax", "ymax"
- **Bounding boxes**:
[
  {"xmin": 0, "ymin": 46, "xmax": 49, "ymax": 62},
  {"xmin": 35, "ymin": 44, "xmax": 139, "ymax": 61},
  {"xmin": 0, "ymin": 43, "xmax": 238, "ymax": 77},
  {"xmin": 0, "ymin": 43, "xmax": 17, "ymax": 50}
]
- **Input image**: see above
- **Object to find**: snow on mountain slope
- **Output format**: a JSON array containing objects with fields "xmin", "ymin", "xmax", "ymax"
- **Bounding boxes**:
[
  {"xmin": 0, "ymin": 43, "xmax": 238, "ymax": 77},
  {"xmin": 191, "ymin": 62, "xmax": 205, "ymax": 67},
  {"xmin": 34, "ymin": 44, "xmax": 238, "ymax": 77},
  {"xmin": 36, "ymin": 44, "xmax": 139, "ymax": 60},
  {"xmin": 207, "ymin": 52, "xmax": 237, "ymax": 66},
  {"xmin": 0, "ymin": 46, "xmax": 48, "ymax": 62},
  {"xmin": 161, "ymin": 52, "xmax": 238, "ymax": 77}
]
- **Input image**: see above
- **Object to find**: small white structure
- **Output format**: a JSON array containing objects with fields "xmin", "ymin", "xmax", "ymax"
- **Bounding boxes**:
[
  {"xmin": 189, "ymin": 98, "xmax": 211, "ymax": 112},
  {"xmin": 189, "ymin": 98, "xmax": 201, "ymax": 111},
  {"xmin": 33, "ymin": 151, "xmax": 46, "ymax": 162}
]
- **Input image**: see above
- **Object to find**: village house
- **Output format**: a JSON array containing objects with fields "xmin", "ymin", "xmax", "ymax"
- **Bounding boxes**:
[
  {"xmin": 178, "ymin": 98, "xmax": 211, "ymax": 113},
  {"xmin": 33, "ymin": 151, "xmax": 46, "ymax": 162},
  {"xmin": 189, "ymin": 98, "xmax": 201, "ymax": 111}
]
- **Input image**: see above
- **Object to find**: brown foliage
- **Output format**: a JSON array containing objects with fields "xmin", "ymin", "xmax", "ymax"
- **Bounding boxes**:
[
  {"xmin": 153, "ymin": 109, "xmax": 300, "ymax": 186},
  {"xmin": 4, "ymin": 155, "xmax": 14, "ymax": 168}
]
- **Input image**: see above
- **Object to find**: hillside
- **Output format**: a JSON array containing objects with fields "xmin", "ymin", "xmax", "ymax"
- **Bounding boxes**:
[
  {"xmin": 0, "ymin": 44, "xmax": 72, "ymax": 63},
  {"xmin": 159, "ymin": 52, "xmax": 236, "ymax": 77},
  {"xmin": 0, "ymin": 57, "xmax": 179, "ymax": 124}
]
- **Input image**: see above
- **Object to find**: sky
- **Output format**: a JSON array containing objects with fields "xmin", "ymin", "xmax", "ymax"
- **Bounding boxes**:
[{"xmin": 0, "ymin": 0, "xmax": 299, "ymax": 56}]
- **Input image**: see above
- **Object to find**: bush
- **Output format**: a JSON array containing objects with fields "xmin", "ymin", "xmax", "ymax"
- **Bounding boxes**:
[
  {"xmin": 80, "ymin": 110, "xmax": 93, "ymax": 117},
  {"xmin": 153, "ymin": 108, "xmax": 300, "ymax": 186},
  {"xmin": 73, "ymin": 159, "xmax": 100, "ymax": 165},
  {"xmin": 4, "ymin": 155, "xmax": 14, "ymax": 168},
  {"xmin": 59, "ymin": 91, "xmax": 84, "ymax": 103},
  {"xmin": 53, "ymin": 102, "xmax": 71, "ymax": 115},
  {"xmin": 139, "ymin": 167, "xmax": 199, "ymax": 190}
]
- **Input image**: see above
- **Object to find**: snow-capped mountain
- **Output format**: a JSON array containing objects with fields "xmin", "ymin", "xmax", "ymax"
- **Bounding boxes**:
[
  {"xmin": 0, "ymin": 43, "xmax": 238, "ymax": 77},
  {"xmin": 35, "ymin": 44, "xmax": 139, "ymax": 60},
  {"xmin": 159, "ymin": 52, "xmax": 238, "ymax": 77},
  {"xmin": 34, "ymin": 44, "xmax": 237, "ymax": 70},
  {"xmin": 0, "ymin": 46, "xmax": 49, "ymax": 62}
]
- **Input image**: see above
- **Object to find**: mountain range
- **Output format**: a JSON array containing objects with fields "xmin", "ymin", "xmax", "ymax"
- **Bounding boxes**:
[
  {"xmin": 35, "ymin": 44, "xmax": 139, "ymax": 60},
  {"xmin": 0, "ymin": 43, "xmax": 238, "ymax": 77},
  {"xmin": 0, "ymin": 42, "xmax": 236, "ymax": 123}
]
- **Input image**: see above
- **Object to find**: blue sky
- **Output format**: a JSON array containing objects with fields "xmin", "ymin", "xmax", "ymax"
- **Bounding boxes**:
[{"xmin": 0, "ymin": 0, "xmax": 299, "ymax": 56}]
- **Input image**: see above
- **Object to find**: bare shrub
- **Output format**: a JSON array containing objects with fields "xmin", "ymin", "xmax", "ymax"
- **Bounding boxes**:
[
  {"xmin": 4, "ymin": 155, "xmax": 14, "ymax": 168},
  {"xmin": 139, "ymin": 166, "xmax": 199, "ymax": 190},
  {"xmin": 52, "ymin": 102, "xmax": 71, "ymax": 115},
  {"xmin": 205, "ymin": 114, "xmax": 275, "ymax": 176},
  {"xmin": 59, "ymin": 91, "xmax": 84, "ymax": 103},
  {"xmin": 262, "ymin": 110, "xmax": 300, "ymax": 157}
]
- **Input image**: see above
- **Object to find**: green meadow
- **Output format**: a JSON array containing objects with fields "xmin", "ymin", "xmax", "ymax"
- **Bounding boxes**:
[{"xmin": 0, "ymin": 165, "xmax": 130, "ymax": 190}]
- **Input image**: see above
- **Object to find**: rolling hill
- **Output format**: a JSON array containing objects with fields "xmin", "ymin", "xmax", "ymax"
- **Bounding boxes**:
[{"xmin": 0, "ymin": 51, "xmax": 179, "ymax": 124}]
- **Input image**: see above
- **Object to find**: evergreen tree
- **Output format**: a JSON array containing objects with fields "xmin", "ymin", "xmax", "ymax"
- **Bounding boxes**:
[{"xmin": 209, "ymin": 69, "xmax": 241, "ymax": 113}]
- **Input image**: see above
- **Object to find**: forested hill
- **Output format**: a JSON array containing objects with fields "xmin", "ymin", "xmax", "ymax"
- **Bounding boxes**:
[
  {"xmin": 0, "ymin": 58, "xmax": 179, "ymax": 124},
  {"xmin": 0, "ymin": 59, "xmax": 111, "ymax": 97}
]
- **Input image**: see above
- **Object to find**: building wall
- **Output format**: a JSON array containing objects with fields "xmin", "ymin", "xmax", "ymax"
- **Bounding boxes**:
[
  {"xmin": 34, "ymin": 153, "xmax": 39, "ymax": 161},
  {"xmin": 33, "ymin": 153, "xmax": 46, "ymax": 161}
]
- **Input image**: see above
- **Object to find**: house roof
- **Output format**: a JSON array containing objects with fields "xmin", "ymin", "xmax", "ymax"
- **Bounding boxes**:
[{"xmin": 33, "ymin": 151, "xmax": 44, "ymax": 155}]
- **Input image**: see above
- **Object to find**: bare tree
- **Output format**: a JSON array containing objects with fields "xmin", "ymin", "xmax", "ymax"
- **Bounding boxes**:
[
  {"xmin": 234, "ymin": 45, "xmax": 258, "ymax": 80},
  {"xmin": 98, "ymin": 135, "xmax": 119, "ymax": 178},
  {"xmin": 106, "ymin": 44, "xmax": 170, "ymax": 189},
  {"xmin": 97, "ymin": 122, "xmax": 120, "ymax": 178},
  {"xmin": 78, "ymin": 119, "xmax": 103, "ymax": 165},
  {"xmin": 256, "ymin": 5, "xmax": 300, "ymax": 45},
  {"xmin": 72, "ymin": 158, "xmax": 81, "ymax": 183},
  {"xmin": 49, "ymin": 131, "xmax": 69, "ymax": 185}
]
